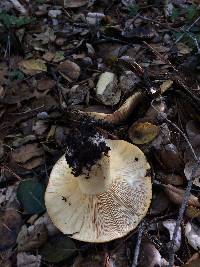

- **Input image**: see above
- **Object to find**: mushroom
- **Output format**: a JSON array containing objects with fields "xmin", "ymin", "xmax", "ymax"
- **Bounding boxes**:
[{"xmin": 45, "ymin": 139, "xmax": 152, "ymax": 243}]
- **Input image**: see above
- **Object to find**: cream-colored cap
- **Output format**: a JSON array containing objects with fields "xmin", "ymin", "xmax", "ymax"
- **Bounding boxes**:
[{"xmin": 45, "ymin": 139, "xmax": 152, "ymax": 243}]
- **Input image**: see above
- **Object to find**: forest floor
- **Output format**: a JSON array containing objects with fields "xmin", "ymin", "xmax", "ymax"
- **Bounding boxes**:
[{"xmin": 0, "ymin": 0, "xmax": 200, "ymax": 266}]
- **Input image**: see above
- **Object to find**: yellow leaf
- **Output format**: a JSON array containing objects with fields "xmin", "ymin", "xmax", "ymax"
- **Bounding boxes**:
[{"xmin": 19, "ymin": 59, "xmax": 47, "ymax": 75}]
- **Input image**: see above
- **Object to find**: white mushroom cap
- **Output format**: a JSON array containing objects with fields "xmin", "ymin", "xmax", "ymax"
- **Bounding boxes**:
[{"xmin": 45, "ymin": 140, "xmax": 152, "ymax": 243}]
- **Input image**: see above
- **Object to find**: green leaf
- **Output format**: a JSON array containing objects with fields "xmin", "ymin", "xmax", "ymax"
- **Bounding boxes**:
[
  {"xmin": 128, "ymin": 4, "xmax": 140, "ymax": 17},
  {"xmin": 40, "ymin": 235, "xmax": 76, "ymax": 263},
  {"xmin": 0, "ymin": 12, "xmax": 34, "ymax": 28},
  {"xmin": 186, "ymin": 5, "xmax": 198, "ymax": 23},
  {"xmin": 17, "ymin": 179, "xmax": 46, "ymax": 214}
]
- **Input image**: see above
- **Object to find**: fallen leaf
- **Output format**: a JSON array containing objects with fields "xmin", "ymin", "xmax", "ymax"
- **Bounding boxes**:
[
  {"xmin": 119, "ymin": 71, "xmax": 140, "ymax": 96},
  {"xmin": 156, "ymin": 172, "xmax": 184, "ymax": 186},
  {"xmin": 185, "ymin": 222, "xmax": 200, "ymax": 250},
  {"xmin": 182, "ymin": 253, "xmax": 200, "ymax": 266},
  {"xmin": 164, "ymin": 184, "xmax": 200, "ymax": 208},
  {"xmin": 184, "ymin": 160, "xmax": 200, "ymax": 187},
  {"xmin": 57, "ymin": 60, "xmax": 80, "ymax": 82},
  {"xmin": 18, "ymin": 59, "xmax": 47, "ymax": 75},
  {"xmin": 17, "ymin": 179, "xmax": 46, "ymax": 214},
  {"xmin": 129, "ymin": 122, "xmax": 160, "ymax": 144},
  {"xmin": 186, "ymin": 206, "xmax": 200, "ymax": 219},
  {"xmin": 186, "ymin": 120, "xmax": 200, "ymax": 147},
  {"xmin": 17, "ymin": 252, "xmax": 41, "ymax": 267},
  {"xmin": 177, "ymin": 43, "xmax": 192, "ymax": 55},
  {"xmin": 0, "ymin": 208, "xmax": 22, "ymax": 251},
  {"xmin": 150, "ymin": 191, "xmax": 169, "ymax": 215},
  {"xmin": 17, "ymin": 224, "xmax": 48, "ymax": 251},
  {"xmin": 163, "ymin": 219, "xmax": 181, "ymax": 251},
  {"xmin": 159, "ymin": 144, "xmax": 183, "ymax": 172},
  {"xmin": 37, "ymin": 79, "xmax": 55, "ymax": 92},
  {"xmin": 39, "ymin": 234, "xmax": 76, "ymax": 263},
  {"xmin": 64, "ymin": 0, "xmax": 88, "ymax": 8},
  {"xmin": 12, "ymin": 143, "xmax": 44, "ymax": 164},
  {"xmin": 0, "ymin": 184, "xmax": 19, "ymax": 209},
  {"xmin": 160, "ymin": 80, "xmax": 173, "ymax": 94}
]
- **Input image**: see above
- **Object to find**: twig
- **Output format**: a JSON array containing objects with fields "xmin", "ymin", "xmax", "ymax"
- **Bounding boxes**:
[
  {"xmin": 131, "ymin": 221, "xmax": 146, "ymax": 267},
  {"xmin": 174, "ymin": 16, "xmax": 200, "ymax": 45}
]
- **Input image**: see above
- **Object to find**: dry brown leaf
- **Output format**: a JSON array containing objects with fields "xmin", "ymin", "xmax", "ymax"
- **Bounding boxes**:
[
  {"xmin": 151, "ymin": 191, "xmax": 169, "ymax": 215},
  {"xmin": 156, "ymin": 172, "xmax": 184, "ymax": 186},
  {"xmin": 159, "ymin": 144, "xmax": 183, "ymax": 172},
  {"xmin": 64, "ymin": 0, "xmax": 88, "ymax": 8},
  {"xmin": 17, "ymin": 224, "xmax": 48, "ymax": 252},
  {"xmin": 12, "ymin": 143, "xmax": 44, "ymax": 164},
  {"xmin": 186, "ymin": 206, "xmax": 200, "ymax": 219},
  {"xmin": 183, "ymin": 253, "xmax": 200, "ymax": 266},
  {"xmin": 18, "ymin": 59, "xmax": 47, "ymax": 75},
  {"xmin": 160, "ymin": 80, "xmax": 173, "ymax": 94},
  {"xmin": 22, "ymin": 157, "xmax": 44, "ymax": 170},
  {"xmin": 0, "ymin": 208, "xmax": 22, "ymax": 251},
  {"xmin": 164, "ymin": 184, "xmax": 200, "ymax": 207},
  {"xmin": 37, "ymin": 79, "xmax": 55, "ymax": 92},
  {"xmin": 129, "ymin": 122, "xmax": 160, "ymax": 145},
  {"xmin": 57, "ymin": 60, "xmax": 80, "ymax": 82}
]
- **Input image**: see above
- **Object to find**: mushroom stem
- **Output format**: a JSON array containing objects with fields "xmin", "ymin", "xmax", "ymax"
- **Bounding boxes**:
[
  {"xmin": 77, "ymin": 153, "xmax": 111, "ymax": 195},
  {"xmin": 77, "ymin": 90, "xmax": 143, "ymax": 124}
]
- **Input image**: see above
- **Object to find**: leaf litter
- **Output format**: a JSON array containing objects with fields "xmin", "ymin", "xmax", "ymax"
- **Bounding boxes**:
[{"xmin": 0, "ymin": 0, "xmax": 200, "ymax": 266}]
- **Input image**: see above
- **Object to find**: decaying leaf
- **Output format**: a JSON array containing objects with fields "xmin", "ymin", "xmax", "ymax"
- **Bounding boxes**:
[
  {"xmin": 184, "ymin": 159, "xmax": 200, "ymax": 187},
  {"xmin": 159, "ymin": 144, "xmax": 183, "ymax": 172},
  {"xmin": 182, "ymin": 253, "xmax": 200, "ymax": 266},
  {"xmin": 17, "ymin": 252, "xmax": 41, "ymax": 267},
  {"xmin": 177, "ymin": 43, "xmax": 192, "ymax": 56},
  {"xmin": 185, "ymin": 222, "xmax": 200, "ymax": 250},
  {"xmin": 18, "ymin": 59, "xmax": 47, "ymax": 75},
  {"xmin": 163, "ymin": 219, "xmax": 181, "ymax": 251},
  {"xmin": 164, "ymin": 184, "xmax": 200, "ymax": 208},
  {"xmin": 0, "ymin": 184, "xmax": 19, "ymax": 209},
  {"xmin": 129, "ymin": 122, "xmax": 160, "ymax": 145},
  {"xmin": 17, "ymin": 179, "xmax": 46, "ymax": 214},
  {"xmin": 17, "ymin": 224, "xmax": 48, "ymax": 251},
  {"xmin": 11, "ymin": 143, "xmax": 44, "ymax": 169},
  {"xmin": 119, "ymin": 71, "xmax": 140, "ymax": 95},
  {"xmin": 186, "ymin": 121, "xmax": 200, "ymax": 147},
  {"xmin": 151, "ymin": 191, "xmax": 169, "ymax": 215},
  {"xmin": 64, "ymin": 0, "xmax": 88, "ymax": 8},
  {"xmin": 12, "ymin": 143, "xmax": 44, "ymax": 164},
  {"xmin": 0, "ymin": 208, "xmax": 22, "ymax": 251},
  {"xmin": 186, "ymin": 206, "xmax": 200, "ymax": 219},
  {"xmin": 57, "ymin": 60, "xmax": 80, "ymax": 82},
  {"xmin": 37, "ymin": 79, "xmax": 55, "ymax": 92},
  {"xmin": 160, "ymin": 80, "xmax": 173, "ymax": 94},
  {"xmin": 156, "ymin": 172, "xmax": 184, "ymax": 186},
  {"xmin": 95, "ymin": 72, "xmax": 121, "ymax": 106}
]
